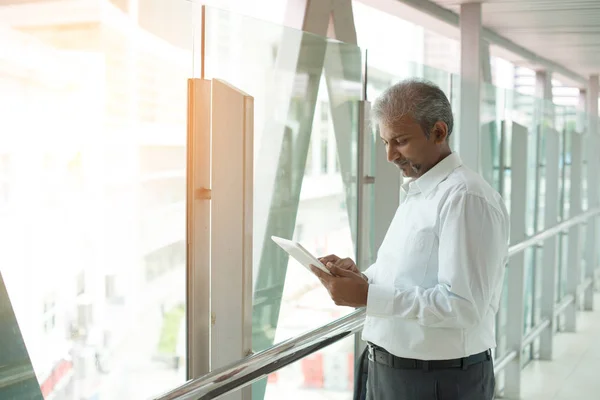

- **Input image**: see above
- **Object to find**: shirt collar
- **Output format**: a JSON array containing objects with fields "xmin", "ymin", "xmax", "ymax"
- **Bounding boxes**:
[{"xmin": 401, "ymin": 153, "xmax": 462, "ymax": 196}]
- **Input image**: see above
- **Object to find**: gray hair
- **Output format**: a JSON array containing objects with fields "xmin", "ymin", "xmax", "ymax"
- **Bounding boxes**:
[{"xmin": 372, "ymin": 79, "xmax": 454, "ymax": 138}]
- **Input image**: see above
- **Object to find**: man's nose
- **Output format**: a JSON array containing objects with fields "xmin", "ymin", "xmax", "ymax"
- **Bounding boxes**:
[{"xmin": 386, "ymin": 145, "xmax": 400, "ymax": 163}]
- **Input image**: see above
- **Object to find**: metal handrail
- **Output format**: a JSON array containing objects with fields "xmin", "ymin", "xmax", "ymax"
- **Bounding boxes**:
[
  {"xmin": 155, "ymin": 309, "xmax": 366, "ymax": 400},
  {"xmin": 507, "ymin": 207, "xmax": 600, "ymax": 257},
  {"xmin": 156, "ymin": 206, "xmax": 600, "ymax": 400}
]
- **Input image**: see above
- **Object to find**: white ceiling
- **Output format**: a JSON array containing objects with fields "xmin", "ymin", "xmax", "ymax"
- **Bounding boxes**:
[{"xmin": 431, "ymin": 0, "xmax": 600, "ymax": 78}]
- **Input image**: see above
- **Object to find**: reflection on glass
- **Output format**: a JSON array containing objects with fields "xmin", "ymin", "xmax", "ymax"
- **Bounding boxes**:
[{"xmin": 0, "ymin": 1, "xmax": 191, "ymax": 398}]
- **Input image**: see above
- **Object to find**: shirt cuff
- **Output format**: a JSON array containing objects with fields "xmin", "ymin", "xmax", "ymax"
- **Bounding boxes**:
[{"xmin": 366, "ymin": 284, "xmax": 396, "ymax": 316}]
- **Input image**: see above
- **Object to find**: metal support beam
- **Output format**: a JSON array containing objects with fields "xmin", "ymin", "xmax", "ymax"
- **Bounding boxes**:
[
  {"xmin": 479, "ymin": 41, "xmax": 495, "ymax": 187},
  {"xmin": 535, "ymin": 70, "xmax": 554, "ymax": 124},
  {"xmin": 535, "ymin": 71, "xmax": 552, "ymax": 100},
  {"xmin": 481, "ymin": 41, "xmax": 492, "ymax": 84},
  {"xmin": 565, "ymin": 132, "xmax": 583, "ymax": 331},
  {"xmin": 531, "ymin": 69, "xmax": 553, "ymax": 358},
  {"xmin": 585, "ymin": 75, "xmax": 599, "ymax": 309},
  {"xmin": 578, "ymin": 90, "xmax": 587, "ymax": 135},
  {"xmin": 355, "ymin": 99, "xmax": 374, "ymax": 363},
  {"xmin": 459, "ymin": 2, "xmax": 482, "ymax": 171},
  {"xmin": 357, "ymin": 100, "xmax": 375, "ymax": 275},
  {"xmin": 539, "ymin": 129, "xmax": 560, "ymax": 360},
  {"xmin": 504, "ymin": 121, "xmax": 528, "ymax": 398}
]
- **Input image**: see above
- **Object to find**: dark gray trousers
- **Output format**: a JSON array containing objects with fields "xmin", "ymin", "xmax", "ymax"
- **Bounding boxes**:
[{"xmin": 366, "ymin": 355, "xmax": 495, "ymax": 400}]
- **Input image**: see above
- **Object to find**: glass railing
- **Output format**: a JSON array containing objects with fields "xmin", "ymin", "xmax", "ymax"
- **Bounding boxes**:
[
  {"xmin": 0, "ymin": 3, "xmax": 598, "ymax": 400},
  {"xmin": 201, "ymin": 6, "xmax": 363, "ymax": 399}
]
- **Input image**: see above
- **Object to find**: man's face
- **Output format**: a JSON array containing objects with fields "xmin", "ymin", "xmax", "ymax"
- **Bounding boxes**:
[{"xmin": 379, "ymin": 115, "xmax": 447, "ymax": 178}]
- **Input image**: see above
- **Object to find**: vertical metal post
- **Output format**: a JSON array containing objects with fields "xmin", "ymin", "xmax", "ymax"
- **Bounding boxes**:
[
  {"xmin": 459, "ymin": 2, "xmax": 482, "ymax": 171},
  {"xmin": 494, "ymin": 119, "xmax": 507, "ymax": 364},
  {"xmin": 186, "ymin": 78, "xmax": 211, "ymax": 379},
  {"xmin": 535, "ymin": 70, "xmax": 553, "ymax": 122},
  {"xmin": 565, "ymin": 132, "xmax": 583, "ymax": 331},
  {"xmin": 585, "ymin": 75, "xmax": 599, "ymax": 310},
  {"xmin": 539, "ymin": 128, "xmax": 560, "ymax": 360},
  {"xmin": 355, "ymin": 98, "xmax": 373, "ymax": 362},
  {"xmin": 210, "ymin": 79, "xmax": 254, "ymax": 400},
  {"xmin": 481, "ymin": 40, "xmax": 492, "ymax": 83},
  {"xmin": 577, "ymin": 89, "xmax": 587, "ymax": 135},
  {"xmin": 504, "ymin": 121, "xmax": 528, "ymax": 399}
]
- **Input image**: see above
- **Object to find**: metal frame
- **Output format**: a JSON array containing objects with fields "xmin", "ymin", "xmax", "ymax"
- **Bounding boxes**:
[
  {"xmin": 355, "ymin": 99, "xmax": 373, "ymax": 359},
  {"xmin": 458, "ymin": 2, "xmax": 482, "ymax": 171},
  {"xmin": 357, "ymin": 100, "xmax": 375, "ymax": 277},
  {"xmin": 539, "ymin": 128, "xmax": 560, "ymax": 360},
  {"xmin": 155, "ymin": 309, "xmax": 366, "ymax": 400},
  {"xmin": 585, "ymin": 75, "xmax": 599, "ymax": 310},
  {"xmin": 532, "ymin": 70, "xmax": 553, "ymax": 360},
  {"xmin": 186, "ymin": 78, "xmax": 212, "ymax": 379},
  {"xmin": 565, "ymin": 132, "xmax": 583, "ymax": 331},
  {"xmin": 503, "ymin": 121, "xmax": 528, "ymax": 398}
]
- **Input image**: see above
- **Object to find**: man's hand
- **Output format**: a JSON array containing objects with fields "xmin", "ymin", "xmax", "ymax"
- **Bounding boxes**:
[
  {"xmin": 318, "ymin": 254, "xmax": 368, "ymax": 281},
  {"xmin": 310, "ymin": 264, "xmax": 369, "ymax": 308}
]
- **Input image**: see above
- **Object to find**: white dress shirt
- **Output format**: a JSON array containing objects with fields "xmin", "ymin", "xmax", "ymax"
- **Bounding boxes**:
[{"xmin": 362, "ymin": 153, "xmax": 509, "ymax": 360}]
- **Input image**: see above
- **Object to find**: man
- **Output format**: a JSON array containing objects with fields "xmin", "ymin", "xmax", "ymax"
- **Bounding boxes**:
[{"xmin": 311, "ymin": 79, "xmax": 509, "ymax": 400}]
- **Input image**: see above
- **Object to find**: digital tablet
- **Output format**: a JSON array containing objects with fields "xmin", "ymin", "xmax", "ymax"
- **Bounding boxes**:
[{"xmin": 271, "ymin": 236, "xmax": 332, "ymax": 276}]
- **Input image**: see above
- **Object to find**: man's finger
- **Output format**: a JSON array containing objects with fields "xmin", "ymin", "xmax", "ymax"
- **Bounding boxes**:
[
  {"xmin": 329, "ymin": 265, "xmax": 358, "ymax": 278},
  {"xmin": 310, "ymin": 265, "xmax": 330, "ymax": 280},
  {"xmin": 319, "ymin": 254, "xmax": 340, "ymax": 264},
  {"xmin": 333, "ymin": 258, "xmax": 354, "ymax": 269}
]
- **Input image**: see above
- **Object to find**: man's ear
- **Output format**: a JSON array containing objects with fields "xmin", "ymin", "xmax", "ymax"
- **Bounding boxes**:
[{"xmin": 432, "ymin": 121, "xmax": 448, "ymax": 144}]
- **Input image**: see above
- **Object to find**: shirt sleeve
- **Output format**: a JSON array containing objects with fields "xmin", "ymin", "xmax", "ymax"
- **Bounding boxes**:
[
  {"xmin": 366, "ymin": 191, "xmax": 508, "ymax": 329},
  {"xmin": 362, "ymin": 263, "xmax": 376, "ymax": 283}
]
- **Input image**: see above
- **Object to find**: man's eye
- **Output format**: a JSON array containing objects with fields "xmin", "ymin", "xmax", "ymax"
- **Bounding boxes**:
[{"xmin": 396, "ymin": 138, "xmax": 407, "ymax": 145}]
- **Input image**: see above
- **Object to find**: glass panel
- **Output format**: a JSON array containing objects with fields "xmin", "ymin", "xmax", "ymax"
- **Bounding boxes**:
[
  {"xmin": 0, "ymin": 1, "xmax": 192, "ymax": 397},
  {"xmin": 481, "ymin": 83, "xmax": 504, "ymax": 190},
  {"xmin": 557, "ymin": 124, "xmax": 572, "ymax": 307},
  {"xmin": 202, "ymin": 7, "xmax": 362, "ymax": 399},
  {"xmin": 265, "ymin": 339, "xmax": 355, "ymax": 399}
]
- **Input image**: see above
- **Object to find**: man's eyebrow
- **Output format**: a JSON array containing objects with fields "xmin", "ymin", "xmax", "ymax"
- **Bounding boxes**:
[{"xmin": 391, "ymin": 131, "xmax": 410, "ymax": 139}]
